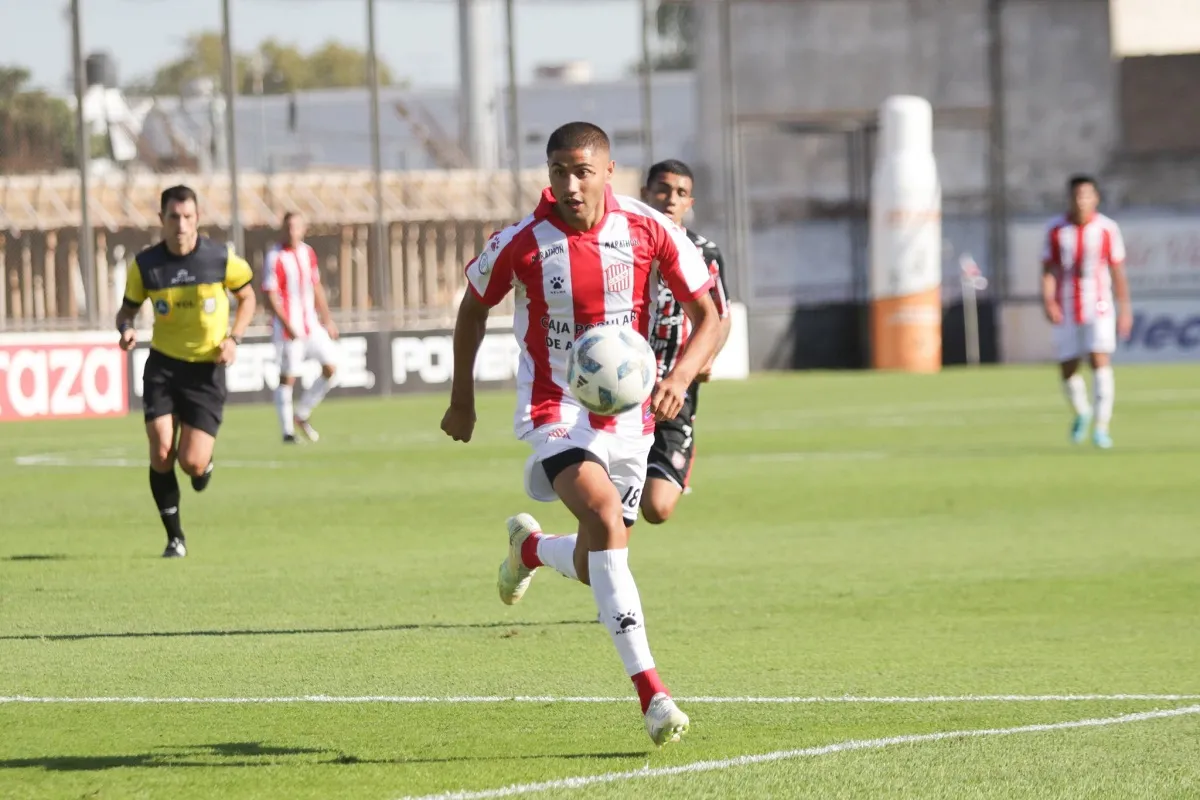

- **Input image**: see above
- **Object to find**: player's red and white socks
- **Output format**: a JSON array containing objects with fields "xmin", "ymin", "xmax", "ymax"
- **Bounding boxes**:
[
  {"xmin": 1094, "ymin": 366, "xmax": 1115, "ymax": 432},
  {"xmin": 588, "ymin": 548, "xmax": 669, "ymax": 714},
  {"xmin": 297, "ymin": 375, "xmax": 336, "ymax": 421},
  {"xmin": 1063, "ymin": 373, "xmax": 1091, "ymax": 417},
  {"xmin": 275, "ymin": 385, "xmax": 295, "ymax": 437},
  {"xmin": 521, "ymin": 532, "xmax": 578, "ymax": 580}
]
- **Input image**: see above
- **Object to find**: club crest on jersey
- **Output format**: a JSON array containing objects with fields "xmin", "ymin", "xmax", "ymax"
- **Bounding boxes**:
[
  {"xmin": 203, "ymin": 297, "xmax": 217, "ymax": 314},
  {"xmin": 475, "ymin": 252, "xmax": 491, "ymax": 276},
  {"xmin": 547, "ymin": 427, "xmax": 571, "ymax": 440},
  {"xmin": 604, "ymin": 263, "xmax": 632, "ymax": 293}
]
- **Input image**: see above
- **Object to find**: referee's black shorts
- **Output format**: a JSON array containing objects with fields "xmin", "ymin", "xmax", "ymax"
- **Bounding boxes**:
[{"xmin": 141, "ymin": 348, "xmax": 227, "ymax": 437}]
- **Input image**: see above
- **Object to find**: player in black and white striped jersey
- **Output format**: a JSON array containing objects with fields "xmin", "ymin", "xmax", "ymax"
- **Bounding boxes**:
[{"xmin": 639, "ymin": 159, "xmax": 732, "ymax": 525}]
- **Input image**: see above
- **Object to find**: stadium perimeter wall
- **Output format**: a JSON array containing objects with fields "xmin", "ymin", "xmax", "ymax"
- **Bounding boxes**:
[{"xmin": 0, "ymin": 304, "xmax": 751, "ymax": 423}]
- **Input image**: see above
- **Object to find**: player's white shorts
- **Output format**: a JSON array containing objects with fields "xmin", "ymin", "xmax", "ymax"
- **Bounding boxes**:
[
  {"xmin": 521, "ymin": 420, "xmax": 653, "ymax": 526},
  {"xmin": 1053, "ymin": 315, "xmax": 1116, "ymax": 361},
  {"xmin": 276, "ymin": 326, "xmax": 338, "ymax": 377}
]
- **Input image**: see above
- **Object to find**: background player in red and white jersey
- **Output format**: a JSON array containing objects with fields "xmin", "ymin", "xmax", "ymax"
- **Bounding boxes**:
[
  {"xmin": 440, "ymin": 122, "xmax": 721, "ymax": 747},
  {"xmin": 1042, "ymin": 175, "xmax": 1132, "ymax": 449},
  {"xmin": 639, "ymin": 159, "xmax": 732, "ymax": 524},
  {"xmin": 262, "ymin": 211, "xmax": 340, "ymax": 443}
]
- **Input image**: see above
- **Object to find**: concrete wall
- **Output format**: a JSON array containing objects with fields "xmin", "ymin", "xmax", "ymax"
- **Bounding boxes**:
[{"xmin": 693, "ymin": 0, "xmax": 1119, "ymax": 368}]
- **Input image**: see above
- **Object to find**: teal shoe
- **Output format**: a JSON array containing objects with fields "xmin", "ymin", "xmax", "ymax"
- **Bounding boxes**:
[
  {"xmin": 1093, "ymin": 430, "xmax": 1113, "ymax": 450},
  {"xmin": 1070, "ymin": 413, "xmax": 1091, "ymax": 445}
]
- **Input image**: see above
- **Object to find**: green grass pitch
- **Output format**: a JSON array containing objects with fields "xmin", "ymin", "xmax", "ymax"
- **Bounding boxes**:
[{"xmin": 2, "ymin": 364, "xmax": 1199, "ymax": 799}]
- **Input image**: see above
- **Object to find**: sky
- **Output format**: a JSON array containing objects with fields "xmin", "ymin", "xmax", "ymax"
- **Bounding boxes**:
[{"xmin": 0, "ymin": 0, "xmax": 645, "ymax": 94}]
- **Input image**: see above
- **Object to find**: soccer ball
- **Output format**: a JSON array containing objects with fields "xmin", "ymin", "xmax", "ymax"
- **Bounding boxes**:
[{"xmin": 567, "ymin": 325, "xmax": 657, "ymax": 416}]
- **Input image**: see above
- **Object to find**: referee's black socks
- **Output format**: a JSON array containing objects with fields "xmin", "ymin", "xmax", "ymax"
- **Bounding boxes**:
[{"xmin": 149, "ymin": 467, "xmax": 184, "ymax": 541}]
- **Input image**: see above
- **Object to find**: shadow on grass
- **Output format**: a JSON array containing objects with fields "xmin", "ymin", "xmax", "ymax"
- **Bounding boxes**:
[
  {"xmin": 0, "ymin": 741, "xmax": 646, "ymax": 771},
  {"xmin": 0, "ymin": 619, "xmax": 594, "ymax": 642},
  {"xmin": 3, "ymin": 555, "xmax": 70, "ymax": 562}
]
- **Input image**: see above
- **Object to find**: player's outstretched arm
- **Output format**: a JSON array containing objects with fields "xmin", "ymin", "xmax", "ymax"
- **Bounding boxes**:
[
  {"xmin": 653, "ymin": 292, "xmax": 720, "ymax": 420},
  {"xmin": 441, "ymin": 289, "xmax": 489, "ymax": 443},
  {"xmin": 264, "ymin": 289, "xmax": 299, "ymax": 340},
  {"xmin": 1041, "ymin": 266, "xmax": 1063, "ymax": 325},
  {"xmin": 115, "ymin": 303, "xmax": 139, "ymax": 351},
  {"xmin": 314, "ymin": 281, "xmax": 339, "ymax": 339},
  {"xmin": 116, "ymin": 257, "xmax": 146, "ymax": 352},
  {"xmin": 217, "ymin": 284, "xmax": 257, "ymax": 365},
  {"xmin": 1112, "ymin": 260, "xmax": 1133, "ymax": 339}
]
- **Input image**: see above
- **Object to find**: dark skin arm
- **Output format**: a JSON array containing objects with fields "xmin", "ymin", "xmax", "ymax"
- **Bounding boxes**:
[
  {"xmin": 651, "ymin": 291, "xmax": 721, "ymax": 420},
  {"xmin": 116, "ymin": 303, "xmax": 141, "ymax": 352},
  {"xmin": 1112, "ymin": 261, "xmax": 1133, "ymax": 339},
  {"xmin": 440, "ymin": 289, "xmax": 490, "ymax": 443},
  {"xmin": 216, "ymin": 284, "xmax": 257, "ymax": 364},
  {"xmin": 1041, "ymin": 264, "xmax": 1064, "ymax": 325}
]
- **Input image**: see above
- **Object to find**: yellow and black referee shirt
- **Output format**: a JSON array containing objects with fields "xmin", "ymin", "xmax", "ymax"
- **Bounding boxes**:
[{"xmin": 122, "ymin": 238, "xmax": 254, "ymax": 363}]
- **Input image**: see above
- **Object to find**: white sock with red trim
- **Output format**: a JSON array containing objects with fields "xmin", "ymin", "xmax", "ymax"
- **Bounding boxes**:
[
  {"xmin": 275, "ymin": 384, "xmax": 294, "ymax": 437},
  {"xmin": 1094, "ymin": 366, "xmax": 1115, "ymax": 433},
  {"xmin": 1063, "ymin": 374, "xmax": 1091, "ymax": 417},
  {"xmin": 521, "ymin": 532, "xmax": 579, "ymax": 580},
  {"xmin": 297, "ymin": 375, "xmax": 334, "ymax": 420},
  {"xmin": 588, "ymin": 548, "xmax": 669, "ymax": 713}
]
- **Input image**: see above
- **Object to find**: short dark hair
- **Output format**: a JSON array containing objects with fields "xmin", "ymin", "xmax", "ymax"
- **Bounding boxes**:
[
  {"xmin": 160, "ymin": 184, "xmax": 198, "ymax": 214},
  {"xmin": 645, "ymin": 159, "xmax": 694, "ymax": 187},
  {"xmin": 281, "ymin": 210, "xmax": 303, "ymax": 225},
  {"xmin": 545, "ymin": 122, "xmax": 610, "ymax": 157},
  {"xmin": 1068, "ymin": 174, "xmax": 1099, "ymax": 193}
]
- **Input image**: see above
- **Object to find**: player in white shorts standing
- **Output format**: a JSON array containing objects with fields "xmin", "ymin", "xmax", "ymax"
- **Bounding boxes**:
[
  {"xmin": 440, "ymin": 122, "xmax": 722, "ymax": 747},
  {"xmin": 262, "ymin": 211, "xmax": 339, "ymax": 443},
  {"xmin": 1041, "ymin": 175, "xmax": 1132, "ymax": 449}
]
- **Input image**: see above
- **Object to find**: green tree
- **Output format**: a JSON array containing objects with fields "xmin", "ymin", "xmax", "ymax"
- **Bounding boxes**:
[
  {"xmin": 0, "ymin": 66, "xmax": 76, "ymax": 173},
  {"xmin": 132, "ymin": 34, "xmax": 398, "ymax": 96}
]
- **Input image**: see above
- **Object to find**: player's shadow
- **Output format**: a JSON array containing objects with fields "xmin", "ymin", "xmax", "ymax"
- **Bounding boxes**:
[
  {"xmin": 0, "ymin": 742, "xmax": 328, "ymax": 771},
  {"xmin": 2, "ymin": 554, "xmax": 70, "ymax": 562},
  {"xmin": 0, "ymin": 742, "xmax": 646, "ymax": 771},
  {"xmin": 0, "ymin": 619, "xmax": 592, "ymax": 642}
]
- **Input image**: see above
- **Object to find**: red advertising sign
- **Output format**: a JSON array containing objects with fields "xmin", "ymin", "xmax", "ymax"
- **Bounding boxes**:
[{"xmin": 0, "ymin": 343, "xmax": 128, "ymax": 421}]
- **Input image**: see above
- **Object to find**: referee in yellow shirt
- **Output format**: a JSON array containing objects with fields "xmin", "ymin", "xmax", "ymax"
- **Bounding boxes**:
[{"xmin": 115, "ymin": 185, "xmax": 257, "ymax": 558}]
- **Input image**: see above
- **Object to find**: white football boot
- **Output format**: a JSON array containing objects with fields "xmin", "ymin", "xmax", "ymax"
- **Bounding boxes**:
[
  {"xmin": 644, "ymin": 692, "xmax": 690, "ymax": 746},
  {"xmin": 497, "ymin": 513, "xmax": 540, "ymax": 605}
]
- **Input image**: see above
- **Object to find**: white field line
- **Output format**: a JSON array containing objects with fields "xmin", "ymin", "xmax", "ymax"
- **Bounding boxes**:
[
  {"xmin": 396, "ymin": 704, "xmax": 1200, "ymax": 800},
  {"xmin": 3, "ymin": 693, "xmax": 1200, "ymax": 705},
  {"xmin": 13, "ymin": 453, "xmax": 289, "ymax": 469}
]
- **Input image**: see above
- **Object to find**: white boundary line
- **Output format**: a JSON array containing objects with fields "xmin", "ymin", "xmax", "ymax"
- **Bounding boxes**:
[
  {"xmin": 396, "ymin": 705, "xmax": 1200, "ymax": 800},
  {"xmin": 12, "ymin": 454, "xmax": 289, "ymax": 469},
  {"xmin": 3, "ymin": 693, "xmax": 1200, "ymax": 705}
]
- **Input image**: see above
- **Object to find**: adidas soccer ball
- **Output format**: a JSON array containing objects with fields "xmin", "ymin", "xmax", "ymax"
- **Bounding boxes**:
[{"xmin": 567, "ymin": 325, "xmax": 658, "ymax": 416}]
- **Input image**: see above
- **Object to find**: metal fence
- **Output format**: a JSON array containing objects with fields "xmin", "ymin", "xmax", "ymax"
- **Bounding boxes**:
[{"xmin": 0, "ymin": 0, "xmax": 660, "ymax": 333}]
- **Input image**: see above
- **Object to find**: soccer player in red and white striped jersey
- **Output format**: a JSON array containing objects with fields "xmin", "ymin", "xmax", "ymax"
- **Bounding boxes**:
[
  {"xmin": 440, "ymin": 122, "xmax": 722, "ymax": 747},
  {"xmin": 262, "ymin": 212, "xmax": 340, "ymax": 444},
  {"xmin": 1041, "ymin": 175, "xmax": 1132, "ymax": 449}
]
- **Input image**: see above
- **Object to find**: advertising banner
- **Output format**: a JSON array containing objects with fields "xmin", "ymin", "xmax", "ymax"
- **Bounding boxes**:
[
  {"xmin": 0, "ymin": 336, "xmax": 128, "ymax": 421},
  {"xmin": 0, "ymin": 307, "xmax": 752, "ymax": 421},
  {"xmin": 126, "ymin": 333, "xmax": 385, "ymax": 410},
  {"xmin": 1115, "ymin": 299, "xmax": 1200, "ymax": 364}
]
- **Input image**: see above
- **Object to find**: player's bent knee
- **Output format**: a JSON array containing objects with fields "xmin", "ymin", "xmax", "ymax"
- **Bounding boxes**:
[
  {"xmin": 149, "ymin": 447, "xmax": 176, "ymax": 471},
  {"xmin": 322, "ymin": 363, "xmax": 337, "ymax": 379},
  {"xmin": 641, "ymin": 501, "xmax": 673, "ymax": 525},
  {"xmin": 177, "ymin": 456, "xmax": 208, "ymax": 477}
]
